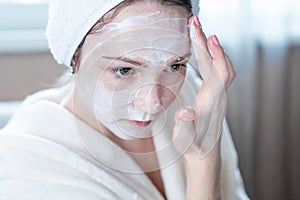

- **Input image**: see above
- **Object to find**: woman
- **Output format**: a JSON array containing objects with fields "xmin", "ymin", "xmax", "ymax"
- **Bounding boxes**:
[{"xmin": 0, "ymin": 0, "xmax": 249, "ymax": 199}]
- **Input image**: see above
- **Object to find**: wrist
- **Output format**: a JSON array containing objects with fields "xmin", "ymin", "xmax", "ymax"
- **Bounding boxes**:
[{"xmin": 184, "ymin": 141, "xmax": 222, "ymax": 200}]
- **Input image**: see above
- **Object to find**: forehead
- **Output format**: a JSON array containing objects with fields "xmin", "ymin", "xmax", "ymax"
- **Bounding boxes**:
[
  {"xmin": 81, "ymin": 1, "xmax": 191, "ymax": 65},
  {"xmin": 112, "ymin": 1, "xmax": 190, "ymax": 22}
]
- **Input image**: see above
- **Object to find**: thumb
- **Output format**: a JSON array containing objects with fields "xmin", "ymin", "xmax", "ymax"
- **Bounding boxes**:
[{"xmin": 172, "ymin": 106, "xmax": 197, "ymax": 154}]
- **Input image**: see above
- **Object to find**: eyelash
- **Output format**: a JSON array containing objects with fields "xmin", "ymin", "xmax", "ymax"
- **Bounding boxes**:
[
  {"xmin": 111, "ymin": 63, "xmax": 187, "ymax": 79},
  {"xmin": 166, "ymin": 63, "xmax": 187, "ymax": 73},
  {"xmin": 112, "ymin": 67, "xmax": 136, "ymax": 79}
]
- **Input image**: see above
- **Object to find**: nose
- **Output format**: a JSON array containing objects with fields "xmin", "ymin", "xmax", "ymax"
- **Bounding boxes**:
[{"xmin": 132, "ymin": 84, "xmax": 162, "ymax": 114}]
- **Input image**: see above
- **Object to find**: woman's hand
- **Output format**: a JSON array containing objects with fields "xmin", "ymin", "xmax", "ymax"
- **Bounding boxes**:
[{"xmin": 172, "ymin": 16, "xmax": 236, "ymax": 200}]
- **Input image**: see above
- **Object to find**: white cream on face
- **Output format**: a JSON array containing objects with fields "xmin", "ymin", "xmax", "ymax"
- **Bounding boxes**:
[{"xmin": 75, "ymin": 11, "xmax": 191, "ymax": 140}]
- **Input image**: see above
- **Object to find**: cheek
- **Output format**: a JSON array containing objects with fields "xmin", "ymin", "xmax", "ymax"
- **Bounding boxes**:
[
  {"xmin": 95, "ymin": 69, "xmax": 125, "ymax": 92},
  {"xmin": 79, "ymin": 60, "xmax": 120, "ymax": 92},
  {"xmin": 100, "ymin": 71, "xmax": 117, "ymax": 91},
  {"xmin": 160, "ymin": 78, "xmax": 185, "ymax": 109}
]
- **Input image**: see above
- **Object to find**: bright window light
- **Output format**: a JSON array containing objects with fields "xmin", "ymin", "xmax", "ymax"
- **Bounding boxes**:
[{"xmin": 0, "ymin": 0, "xmax": 49, "ymax": 3}]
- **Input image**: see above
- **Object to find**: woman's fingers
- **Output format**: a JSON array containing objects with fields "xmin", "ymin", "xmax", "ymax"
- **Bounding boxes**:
[
  {"xmin": 183, "ymin": 16, "xmax": 236, "ymax": 158},
  {"xmin": 189, "ymin": 16, "xmax": 212, "ymax": 80},
  {"xmin": 190, "ymin": 16, "xmax": 235, "ymax": 90},
  {"xmin": 190, "ymin": 16, "xmax": 208, "ymax": 53},
  {"xmin": 207, "ymin": 35, "xmax": 231, "ymax": 91},
  {"xmin": 225, "ymin": 53, "xmax": 236, "ymax": 88},
  {"xmin": 207, "ymin": 35, "xmax": 237, "ymax": 90},
  {"xmin": 172, "ymin": 107, "xmax": 198, "ymax": 155},
  {"xmin": 172, "ymin": 105, "xmax": 225, "ymax": 159},
  {"xmin": 188, "ymin": 17, "xmax": 229, "ymax": 157}
]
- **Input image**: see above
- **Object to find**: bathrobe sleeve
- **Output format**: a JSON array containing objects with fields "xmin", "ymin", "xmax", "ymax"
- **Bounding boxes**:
[
  {"xmin": 0, "ymin": 98, "xmax": 164, "ymax": 200},
  {"xmin": 0, "ymin": 129, "xmax": 162, "ymax": 200},
  {"xmin": 0, "ymin": 132, "xmax": 115, "ymax": 200}
]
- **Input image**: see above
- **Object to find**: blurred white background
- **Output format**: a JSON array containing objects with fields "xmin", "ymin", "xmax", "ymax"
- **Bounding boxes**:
[
  {"xmin": 201, "ymin": 0, "xmax": 300, "ymax": 199},
  {"xmin": 0, "ymin": 0, "xmax": 299, "ymax": 199}
]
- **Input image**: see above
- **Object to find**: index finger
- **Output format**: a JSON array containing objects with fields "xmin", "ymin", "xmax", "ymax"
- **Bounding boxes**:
[{"xmin": 189, "ymin": 16, "xmax": 212, "ymax": 81}]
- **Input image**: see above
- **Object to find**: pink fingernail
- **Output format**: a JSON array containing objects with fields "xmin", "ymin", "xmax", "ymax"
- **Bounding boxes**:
[
  {"xmin": 179, "ymin": 107, "xmax": 195, "ymax": 121},
  {"xmin": 213, "ymin": 35, "xmax": 220, "ymax": 46},
  {"xmin": 194, "ymin": 16, "xmax": 201, "ymax": 27}
]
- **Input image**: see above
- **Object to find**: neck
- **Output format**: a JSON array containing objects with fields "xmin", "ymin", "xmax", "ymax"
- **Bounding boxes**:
[{"xmin": 62, "ymin": 92, "xmax": 166, "ymax": 198}]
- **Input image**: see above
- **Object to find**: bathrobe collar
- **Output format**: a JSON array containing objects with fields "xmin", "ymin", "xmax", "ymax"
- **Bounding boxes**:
[{"xmin": 5, "ymin": 89, "xmax": 186, "ymax": 200}]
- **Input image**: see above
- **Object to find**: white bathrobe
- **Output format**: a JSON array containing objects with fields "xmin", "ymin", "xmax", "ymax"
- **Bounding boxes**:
[{"xmin": 0, "ymin": 68, "xmax": 249, "ymax": 200}]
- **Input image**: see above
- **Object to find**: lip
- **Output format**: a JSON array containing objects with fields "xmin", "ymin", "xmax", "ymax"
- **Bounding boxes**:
[{"xmin": 130, "ymin": 120, "xmax": 152, "ymax": 127}]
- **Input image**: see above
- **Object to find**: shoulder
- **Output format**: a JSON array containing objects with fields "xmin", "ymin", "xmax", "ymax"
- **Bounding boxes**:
[
  {"xmin": 0, "ymin": 129, "xmax": 157, "ymax": 200},
  {"xmin": 0, "ymin": 131, "xmax": 119, "ymax": 199}
]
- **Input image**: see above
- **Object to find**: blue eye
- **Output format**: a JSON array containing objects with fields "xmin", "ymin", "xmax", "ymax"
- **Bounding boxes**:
[
  {"xmin": 166, "ymin": 64, "xmax": 186, "ymax": 73},
  {"xmin": 112, "ymin": 67, "xmax": 135, "ymax": 77}
]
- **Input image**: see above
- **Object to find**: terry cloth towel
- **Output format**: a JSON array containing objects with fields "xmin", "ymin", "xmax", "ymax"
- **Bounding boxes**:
[{"xmin": 46, "ymin": 0, "xmax": 200, "ymax": 67}]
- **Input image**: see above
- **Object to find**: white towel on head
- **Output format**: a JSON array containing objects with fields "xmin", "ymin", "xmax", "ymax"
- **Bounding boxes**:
[
  {"xmin": 46, "ymin": 0, "xmax": 125, "ymax": 67},
  {"xmin": 46, "ymin": 0, "xmax": 200, "ymax": 67}
]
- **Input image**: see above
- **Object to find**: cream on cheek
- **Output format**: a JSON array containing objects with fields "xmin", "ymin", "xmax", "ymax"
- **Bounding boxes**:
[
  {"xmin": 90, "ymin": 63, "xmax": 186, "ymax": 140},
  {"xmin": 75, "ymin": 13, "xmax": 190, "ymax": 140}
]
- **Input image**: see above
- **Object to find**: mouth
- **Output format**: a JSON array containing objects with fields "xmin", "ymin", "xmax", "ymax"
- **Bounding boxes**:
[{"xmin": 130, "ymin": 120, "xmax": 152, "ymax": 127}]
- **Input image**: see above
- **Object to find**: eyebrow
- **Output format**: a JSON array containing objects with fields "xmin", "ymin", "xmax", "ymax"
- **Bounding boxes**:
[
  {"xmin": 102, "ymin": 56, "xmax": 144, "ymax": 66},
  {"xmin": 102, "ymin": 53, "xmax": 192, "ymax": 66},
  {"xmin": 168, "ymin": 53, "xmax": 192, "ymax": 64}
]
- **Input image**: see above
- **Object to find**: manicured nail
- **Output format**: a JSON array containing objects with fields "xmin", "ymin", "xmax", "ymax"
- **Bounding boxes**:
[
  {"xmin": 212, "ymin": 34, "xmax": 220, "ymax": 46},
  {"xmin": 194, "ymin": 16, "xmax": 201, "ymax": 28},
  {"xmin": 179, "ymin": 107, "xmax": 195, "ymax": 121}
]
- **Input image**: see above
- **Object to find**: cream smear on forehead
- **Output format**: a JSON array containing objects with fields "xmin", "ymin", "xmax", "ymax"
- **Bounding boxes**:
[
  {"xmin": 81, "ymin": 11, "xmax": 189, "ymax": 66},
  {"xmin": 95, "ymin": 11, "xmax": 188, "ymax": 34},
  {"xmin": 76, "ymin": 12, "xmax": 190, "ymax": 140}
]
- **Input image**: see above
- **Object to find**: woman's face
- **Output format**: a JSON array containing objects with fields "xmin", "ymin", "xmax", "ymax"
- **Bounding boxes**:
[{"xmin": 74, "ymin": 1, "xmax": 191, "ymax": 140}]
